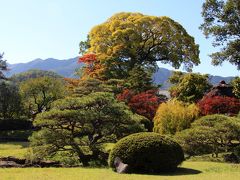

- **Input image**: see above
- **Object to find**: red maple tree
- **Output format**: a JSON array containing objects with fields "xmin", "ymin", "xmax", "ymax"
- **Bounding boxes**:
[
  {"xmin": 117, "ymin": 89, "xmax": 164, "ymax": 121},
  {"xmin": 197, "ymin": 96, "xmax": 240, "ymax": 116}
]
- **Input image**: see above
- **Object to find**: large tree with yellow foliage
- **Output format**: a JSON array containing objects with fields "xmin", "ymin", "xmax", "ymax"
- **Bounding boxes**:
[{"xmin": 80, "ymin": 12, "xmax": 200, "ymax": 80}]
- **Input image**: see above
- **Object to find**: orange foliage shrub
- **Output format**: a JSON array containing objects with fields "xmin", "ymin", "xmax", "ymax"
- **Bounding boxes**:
[{"xmin": 78, "ymin": 53, "xmax": 103, "ymax": 78}]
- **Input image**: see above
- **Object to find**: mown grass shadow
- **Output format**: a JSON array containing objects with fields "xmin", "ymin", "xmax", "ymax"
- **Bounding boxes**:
[
  {"xmin": 130, "ymin": 167, "xmax": 202, "ymax": 176},
  {"xmin": 169, "ymin": 167, "xmax": 202, "ymax": 176}
]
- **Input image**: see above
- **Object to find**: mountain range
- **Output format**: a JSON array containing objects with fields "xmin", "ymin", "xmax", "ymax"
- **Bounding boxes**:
[
  {"xmin": 6, "ymin": 57, "xmax": 82, "ymax": 78},
  {"xmin": 6, "ymin": 57, "xmax": 235, "ymax": 90}
]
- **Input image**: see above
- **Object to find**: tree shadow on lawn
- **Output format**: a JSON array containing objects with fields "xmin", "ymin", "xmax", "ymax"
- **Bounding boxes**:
[
  {"xmin": 169, "ymin": 167, "xmax": 202, "ymax": 176},
  {"xmin": 131, "ymin": 167, "xmax": 202, "ymax": 176}
]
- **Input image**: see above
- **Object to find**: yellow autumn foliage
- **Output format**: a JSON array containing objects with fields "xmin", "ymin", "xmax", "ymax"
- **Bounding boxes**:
[
  {"xmin": 153, "ymin": 99, "xmax": 199, "ymax": 135},
  {"xmin": 85, "ymin": 12, "xmax": 199, "ymax": 79}
]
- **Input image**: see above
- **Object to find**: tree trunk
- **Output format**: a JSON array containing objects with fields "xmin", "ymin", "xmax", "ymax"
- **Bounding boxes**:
[
  {"xmin": 71, "ymin": 142, "xmax": 90, "ymax": 167},
  {"xmin": 90, "ymin": 146, "xmax": 108, "ymax": 166}
]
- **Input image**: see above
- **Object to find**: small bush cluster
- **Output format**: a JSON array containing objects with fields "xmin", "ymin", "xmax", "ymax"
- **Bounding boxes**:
[
  {"xmin": 109, "ymin": 132, "xmax": 184, "ymax": 173},
  {"xmin": 153, "ymin": 99, "xmax": 199, "ymax": 135},
  {"xmin": 175, "ymin": 114, "xmax": 240, "ymax": 156}
]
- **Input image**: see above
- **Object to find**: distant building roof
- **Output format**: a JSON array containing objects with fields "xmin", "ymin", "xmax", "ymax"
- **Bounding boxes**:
[
  {"xmin": 158, "ymin": 90, "xmax": 171, "ymax": 99},
  {"xmin": 205, "ymin": 80, "xmax": 235, "ymax": 97}
]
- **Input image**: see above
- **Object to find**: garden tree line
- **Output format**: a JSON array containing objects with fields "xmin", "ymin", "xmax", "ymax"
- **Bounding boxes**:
[
  {"xmin": 1, "ymin": 68, "xmax": 238, "ymax": 125},
  {"xmin": 0, "ymin": 53, "xmax": 21, "ymax": 121},
  {"xmin": 0, "ymin": 3, "xmax": 240, "ymax": 168},
  {"xmin": 0, "ymin": 79, "xmax": 66, "ymax": 119},
  {"xmin": 0, "ymin": 81, "xmax": 22, "ymax": 120},
  {"xmin": 20, "ymin": 77, "xmax": 66, "ymax": 119},
  {"xmin": 11, "ymin": 69, "xmax": 62, "ymax": 83}
]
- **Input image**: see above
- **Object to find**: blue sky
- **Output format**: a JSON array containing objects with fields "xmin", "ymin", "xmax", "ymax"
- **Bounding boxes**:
[{"xmin": 0, "ymin": 0, "xmax": 239, "ymax": 76}]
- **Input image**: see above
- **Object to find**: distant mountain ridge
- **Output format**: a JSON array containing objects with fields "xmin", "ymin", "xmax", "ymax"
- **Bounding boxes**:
[
  {"xmin": 6, "ymin": 57, "xmax": 82, "ymax": 78},
  {"xmin": 153, "ymin": 68, "xmax": 235, "ymax": 89},
  {"xmin": 6, "ymin": 57, "xmax": 235, "ymax": 90}
]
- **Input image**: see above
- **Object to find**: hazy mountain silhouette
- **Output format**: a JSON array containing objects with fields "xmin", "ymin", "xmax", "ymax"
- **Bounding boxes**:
[
  {"xmin": 6, "ymin": 57, "xmax": 82, "ymax": 78},
  {"xmin": 6, "ymin": 57, "xmax": 235, "ymax": 89}
]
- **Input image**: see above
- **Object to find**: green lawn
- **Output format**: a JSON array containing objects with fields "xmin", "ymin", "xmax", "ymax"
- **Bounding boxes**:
[
  {"xmin": 0, "ymin": 142, "xmax": 240, "ymax": 180},
  {"xmin": 0, "ymin": 162, "xmax": 239, "ymax": 180},
  {"xmin": 0, "ymin": 142, "xmax": 29, "ymax": 158}
]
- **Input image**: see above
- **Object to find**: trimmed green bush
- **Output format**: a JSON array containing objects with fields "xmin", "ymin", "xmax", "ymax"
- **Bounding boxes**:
[
  {"xmin": 109, "ymin": 132, "xmax": 184, "ymax": 173},
  {"xmin": 175, "ymin": 114, "xmax": 240, "ymax": 156},
  {"xmin": 192, "ymin": 114, "xmax": 230, "ymax": 127}
]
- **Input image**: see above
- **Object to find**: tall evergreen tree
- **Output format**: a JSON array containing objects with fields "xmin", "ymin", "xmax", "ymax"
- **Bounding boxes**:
[
  {"xmin": 0, "ymin": 52, "xmax": 7, "ymax": 80},
  {"xmin": 200, "ymin": 0, "xmax": 240, "ymax": 69}
]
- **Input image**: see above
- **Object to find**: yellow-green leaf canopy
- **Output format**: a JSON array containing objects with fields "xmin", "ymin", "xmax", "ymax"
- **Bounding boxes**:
[{"xmin": 87, "ymin": 12, "xmax": 200, "ymax": 79}]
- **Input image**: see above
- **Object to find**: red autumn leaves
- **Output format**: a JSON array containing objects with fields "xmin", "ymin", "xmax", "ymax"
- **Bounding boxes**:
[
  {"xmin": 198, "ymin": 96, "xmax": 240, "ymax": 116},
  {"xmin": 117, "ymin": 89, "xmax": 164, "ymax": 120},
  {"xmin": 79, "ymin": 53, "xmax": 97, "ymax": 64}
]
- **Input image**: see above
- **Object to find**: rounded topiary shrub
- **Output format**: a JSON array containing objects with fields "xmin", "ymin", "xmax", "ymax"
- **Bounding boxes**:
[{"xmin": 109, "ymin": 132, "xmax": 184, "ymax": 173}]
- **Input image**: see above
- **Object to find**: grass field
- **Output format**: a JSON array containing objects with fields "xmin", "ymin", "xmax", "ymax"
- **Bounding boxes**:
[
  {"xmin": 0, "ymin": 142, "xmax": 240, "ymax": 180},
  {"xmin": 0, "ymin": 162, "xmax": 239, "ymax": 180},
  {"xmin": 0, "ymin": 142, "xmax": 29, "ymax": 158}
]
